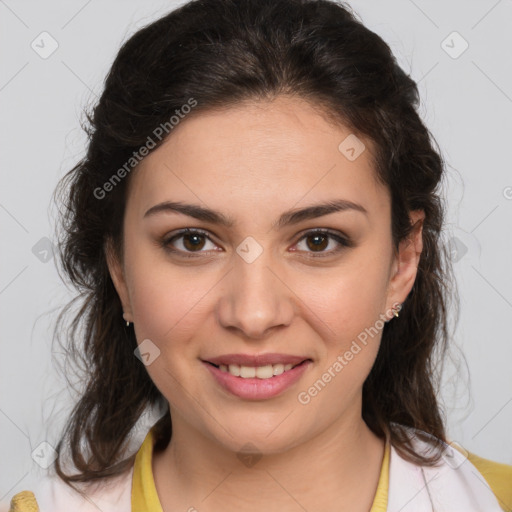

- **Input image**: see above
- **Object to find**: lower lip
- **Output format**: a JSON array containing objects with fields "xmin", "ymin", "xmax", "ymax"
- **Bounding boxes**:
[{"xmin": 202, "ymin": 360, "xmax": 312, "ymax": 400}]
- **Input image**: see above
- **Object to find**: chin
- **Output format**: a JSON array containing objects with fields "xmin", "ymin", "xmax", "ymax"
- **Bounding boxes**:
[{"xmin": 206, "ymin": 421, "xmax": 306, "ymax": 457}]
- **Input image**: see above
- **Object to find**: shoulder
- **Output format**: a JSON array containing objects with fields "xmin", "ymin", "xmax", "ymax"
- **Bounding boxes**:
[
  {"xmin": 6, "ymin": 468, "xmax": 133, "ymax": 512},
  {"xmin": 464, "ymin": 449, "xmax": 512, "ymax": 512},
  {"xmin": 388, "ymin": 424, "xmax": 512, "ymax": 512}
]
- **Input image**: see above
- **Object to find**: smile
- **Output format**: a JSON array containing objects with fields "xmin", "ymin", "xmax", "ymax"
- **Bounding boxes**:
[{"xmin": 202, "ymin": 359, "xmax": 312, "ymax": 400}]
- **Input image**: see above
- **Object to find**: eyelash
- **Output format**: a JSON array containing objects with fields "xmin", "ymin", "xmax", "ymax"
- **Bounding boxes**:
[{"xmin": 160, "ymin": 228, "xmax": 353, "ymax": 259}]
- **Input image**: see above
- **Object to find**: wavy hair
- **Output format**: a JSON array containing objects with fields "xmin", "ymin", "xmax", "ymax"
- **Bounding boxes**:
[{"xmin": 51, "ymin": 0, "xmax": 458, "ymax": 486}]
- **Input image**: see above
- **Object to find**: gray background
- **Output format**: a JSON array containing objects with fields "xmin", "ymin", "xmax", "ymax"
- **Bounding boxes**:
[{"xmin": 1, "ymin": 0, "xmax": 511, "ymax": 503}]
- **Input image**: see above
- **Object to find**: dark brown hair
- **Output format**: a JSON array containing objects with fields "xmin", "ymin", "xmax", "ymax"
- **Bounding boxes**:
[{"xmin": 51, "ymin": 0, "xmax": 458, "ymax": 487}]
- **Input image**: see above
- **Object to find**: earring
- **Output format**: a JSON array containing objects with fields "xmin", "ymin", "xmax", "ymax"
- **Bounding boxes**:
[
  {"xmin": 392, "ymin": 303, "xmax": 402, "ymax": 318},
  {"xmin": 122, "ymin": 312, "xmax": 131, "ymax": 327}
]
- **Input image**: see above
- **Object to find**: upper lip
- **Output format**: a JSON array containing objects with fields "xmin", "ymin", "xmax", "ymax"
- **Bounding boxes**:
[{"xmin": 203, "ymin": 353, "xmax": 311, "ymax": 367}]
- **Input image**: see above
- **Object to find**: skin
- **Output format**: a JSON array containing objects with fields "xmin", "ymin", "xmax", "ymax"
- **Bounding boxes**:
[{"xmin": 107, "ymin": 95, "xmax": 424, "ymax": 512}]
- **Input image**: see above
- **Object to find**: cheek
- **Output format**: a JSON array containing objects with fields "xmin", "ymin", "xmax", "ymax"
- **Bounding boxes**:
[
  {"xmin": 295, "ymin": 269, "xmax": 387, "ymax": 410},
  {"xmin": 305, "ymin": 253, "xmax": 390, "ymax": 336},
  {"xmin": 126, "ymin": 262, "xmax": 226, "ymax": 412},
  {"xmin": 292, "ymin": 256, "xmax": 391, "ymax": 397},
  {"xmin": 124, "ymin": 238, "xmax": 212, "ymax": 339},
  {"xmin": 129, "ymin": 271, "xmax": 211, "ymax": 347},
  {"xmin": 125, "ymin": 256, "xmax": 213, "ymax": 405}
]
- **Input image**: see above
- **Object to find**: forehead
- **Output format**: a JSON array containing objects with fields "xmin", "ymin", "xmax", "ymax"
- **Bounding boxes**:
[{"xmin": 126, "ymin": 96, "xmax": 389, "ymax": 225}]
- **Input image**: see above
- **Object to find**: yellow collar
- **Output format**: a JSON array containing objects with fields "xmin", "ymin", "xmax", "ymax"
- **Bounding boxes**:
[
  {"xmin": 131, "ymin": 427, "xmax": 164, "ymax": 512},
  {"xmin": 132, "ymin": 427, "xmax": 389, "ymax": 511}
]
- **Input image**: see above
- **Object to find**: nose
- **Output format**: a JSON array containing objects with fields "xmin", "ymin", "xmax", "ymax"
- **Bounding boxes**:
[{"xmin": 216, "ymin": 248, "xmax": 294, "ymax": 340}]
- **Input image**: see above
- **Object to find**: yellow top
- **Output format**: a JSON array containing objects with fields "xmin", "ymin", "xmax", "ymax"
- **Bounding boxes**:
[
  {"xmin": 464, "ymin": 451, "xmax": 512, "ymax": 512},
  {"xmin": 8, "ymin": 491, "xmax": 39, "ymax": 512},
  {"xmin": 9, "ymin": 428, "xmax": 512, "ymax": 511}
]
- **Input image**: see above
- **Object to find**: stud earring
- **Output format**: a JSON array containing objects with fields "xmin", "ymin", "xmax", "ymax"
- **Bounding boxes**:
[
  {"xmin": 392, "ymin": 303, "xmax": 402, "ymax": 318},
  {"xmin": 122, "ymin": 312, "xmax": 131, "ymax": 327}
]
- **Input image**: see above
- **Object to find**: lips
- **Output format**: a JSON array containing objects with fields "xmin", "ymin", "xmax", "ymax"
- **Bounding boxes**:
[
  {"xmin": 203, "ymin": 353, "xmax": 310, "ymax": 367},
  {"xmin": 202, "ymin": 358, "xmax": 313, "ymax": 400}
]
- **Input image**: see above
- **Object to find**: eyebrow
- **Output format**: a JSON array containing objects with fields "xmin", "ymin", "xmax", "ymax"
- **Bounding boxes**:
[{"xmin": 143, "ymin": 199, "xmax": 368, "ymax": 229}]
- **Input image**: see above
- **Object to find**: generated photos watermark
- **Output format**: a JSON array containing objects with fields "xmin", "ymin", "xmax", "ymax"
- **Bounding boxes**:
[
  {"xmin": 93, "ymin": 97, "xmax": 198, "ymax": 200},
  {"xmin": 297, "ymin": 304, "xmax": 399, "ymax": 405}
]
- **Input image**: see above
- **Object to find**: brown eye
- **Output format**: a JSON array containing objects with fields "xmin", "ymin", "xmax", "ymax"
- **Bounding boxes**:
[
  {"xmin": 162, "ymin": 228, "xmax": 218, "ymax": 257},
  {"xmin": 161, "ymin": 228, "xmax": 352, "ymax": 259},
  {"xmin": 182, "ymin": 233, "xmax": 207, "ymax": 251},
  {"xmin": 305, "ymin": 233, "xmax": 329, "ymax": 252},
  {"xmin": 294, "ymin": 229, "xmax": 352, "ymax": 257}
]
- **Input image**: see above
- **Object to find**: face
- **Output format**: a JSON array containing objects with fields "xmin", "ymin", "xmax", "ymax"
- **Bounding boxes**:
[{"xmin": 107, "ymin": 95, "xmax": 424, "ymax": 454}]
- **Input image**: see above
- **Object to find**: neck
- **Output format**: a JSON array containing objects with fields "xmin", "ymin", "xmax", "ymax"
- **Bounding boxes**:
[{"xmin": 152, "ymin": 404, "xmax": 385, "ymax": 512}]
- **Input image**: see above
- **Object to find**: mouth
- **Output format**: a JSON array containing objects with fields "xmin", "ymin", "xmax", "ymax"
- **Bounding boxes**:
[{"xmin": 201, "ymin": 357, "xmax": 313, "ymax": 400}]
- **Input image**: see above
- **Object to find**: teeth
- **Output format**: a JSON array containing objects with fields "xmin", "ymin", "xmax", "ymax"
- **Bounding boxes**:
[
  {"xmin": 255, "ymin": 365, "xmax": 273, "ymax": 379},
  {"xmin": 240, "ymin": 365, "xmax": 256, "ymax": 378},
  {"xmin": 217, "ymin": 362, "xmax": 302, "ymax": 379},
  {"xmin": 273, "ymin": 364, "xmax": 284, "ymax": 376}
]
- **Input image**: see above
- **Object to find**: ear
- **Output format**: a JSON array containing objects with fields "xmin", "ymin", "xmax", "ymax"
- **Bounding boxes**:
[
  {"xmin": 385, "ymin": 209, "xmax": 425, "ymax": 318},
  {"xmin": 105, "ymin": 237, "xmax": 133, "ymax": 322}
]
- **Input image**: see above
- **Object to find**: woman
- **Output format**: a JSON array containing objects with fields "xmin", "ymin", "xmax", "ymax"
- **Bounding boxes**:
[{"xmin": 8, "ymin": 0, "xmax": 512, "ymax": 510}]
